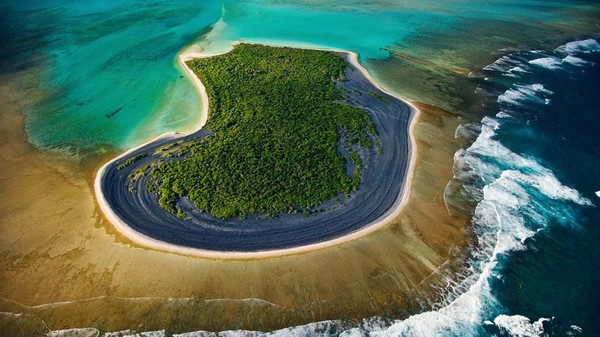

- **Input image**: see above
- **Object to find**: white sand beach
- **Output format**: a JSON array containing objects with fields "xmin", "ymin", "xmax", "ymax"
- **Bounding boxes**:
[{"xmin": 94, "ymin": 42, "xmax": 421, "ymax": 259}]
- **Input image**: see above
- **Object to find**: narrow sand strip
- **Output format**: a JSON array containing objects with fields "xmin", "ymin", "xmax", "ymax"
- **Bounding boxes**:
[{"xmin": 94, "ymin": 42, "xmax": 420, "ymax": 259}]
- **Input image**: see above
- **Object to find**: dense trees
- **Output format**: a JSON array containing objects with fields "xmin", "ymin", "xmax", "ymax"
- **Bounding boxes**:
[
  {"xmin": 117, "ymin": 153, "xmax": 147, "ymax": 170},
  {"xmin": 147, "ymin": 44, "xmax": 378, "ymax": 219},
  {"xmin": 368, "ymin": 91, "xmax": 392, "ymax": 103}
]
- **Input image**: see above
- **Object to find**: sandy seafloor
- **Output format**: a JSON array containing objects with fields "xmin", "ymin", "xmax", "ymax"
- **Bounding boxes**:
[
  {"xmin": 1, "ymin": 1, "xmax": 600, "ymax": 335},
  {"xmin": 0, "ymin": 63, "xmax": 465, "ymax": 333}
]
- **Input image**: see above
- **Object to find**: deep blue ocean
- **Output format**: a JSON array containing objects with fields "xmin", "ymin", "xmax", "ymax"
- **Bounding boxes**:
[
  {"xmin": 372, "ymin": 37, "xmax": 600, "ymax": 337},
  {"xmin": 1, "ymin": 0, "xmax": 599, "ymax": 335}
]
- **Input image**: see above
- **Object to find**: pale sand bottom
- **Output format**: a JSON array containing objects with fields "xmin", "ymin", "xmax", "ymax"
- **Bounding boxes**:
[{"xmin": 0, "ymin": 67, "xmax": 466, "ymax": 334}]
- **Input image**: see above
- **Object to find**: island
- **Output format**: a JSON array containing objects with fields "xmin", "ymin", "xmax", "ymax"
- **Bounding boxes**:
[
  {"xmin": 151, "ymin": 45, "xmax": 379, "ymax": 219},
  {"xmin": 95, "ymin": 43, "xmax": 418, "ymax": 258}
]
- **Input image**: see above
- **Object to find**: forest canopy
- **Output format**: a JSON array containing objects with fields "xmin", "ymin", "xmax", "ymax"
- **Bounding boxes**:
[{"xmin": 147, "ymin": 44, "xmax": 378, "ymax": 219}]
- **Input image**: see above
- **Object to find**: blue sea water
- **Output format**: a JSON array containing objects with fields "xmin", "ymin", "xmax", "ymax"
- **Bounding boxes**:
[
  {"xmin": 2, "ymin": 0, "xmax": 600, "ymax": 336},
  {"xmin": 369, "ymin": 38, "xmax": 600, "ymax": 336}
]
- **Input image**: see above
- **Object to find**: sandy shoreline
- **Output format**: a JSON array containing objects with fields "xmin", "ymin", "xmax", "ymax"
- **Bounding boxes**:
[{"xmin": 94, "ymin": 42, "xmax": 421, "ymax": 259}]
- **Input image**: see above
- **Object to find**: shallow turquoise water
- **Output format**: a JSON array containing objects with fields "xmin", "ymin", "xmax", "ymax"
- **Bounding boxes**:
[
  {"xmin": 3, "ymin": 0, "xmax": 598, "ymax": 154},
  {"xmin": 3, "ymin": 0, "xmax": 222, "ymax": 156}
]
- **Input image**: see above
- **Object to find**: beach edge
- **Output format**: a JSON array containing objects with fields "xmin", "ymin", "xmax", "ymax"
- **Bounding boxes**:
[{"xmin": 93, "ymin": 42, "xmax": 421, "ymax": 260}]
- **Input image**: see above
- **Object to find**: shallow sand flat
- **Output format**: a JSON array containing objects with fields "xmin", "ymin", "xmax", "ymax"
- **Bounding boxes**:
[{"xmin": 0, "ymin": 66, "xmax": 465, "ymax": 333}]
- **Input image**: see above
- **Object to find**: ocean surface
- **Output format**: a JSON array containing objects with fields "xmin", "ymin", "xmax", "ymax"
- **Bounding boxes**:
[
  {"xmin": 1, "ymin": 0, "xmax": 600, "ymax": 336},
  {"xmin": 370, "ymin": 37, "xmax": 600, "ymax": 337}
]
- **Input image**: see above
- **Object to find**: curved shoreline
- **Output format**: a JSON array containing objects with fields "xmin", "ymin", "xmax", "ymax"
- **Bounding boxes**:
[{"xmin": 94, "ymin": 42, "xmax": 420, "ymax": 259}]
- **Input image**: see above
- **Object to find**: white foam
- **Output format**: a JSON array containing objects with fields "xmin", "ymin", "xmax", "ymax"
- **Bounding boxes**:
[
  {"xmin": 496, "ymin": 111, "xmax": 511, "ymax": 119},
  {"xmin": 595, "ymin": 191, "xmax": 600, "ymax": 198},
  {"xmin": 174, "ymin": 319, "xmax": 362, "ymax": 337},
  {"xmin": 528, "ymin": 57, "xmax": 563, "ymax": 70},
  {"xmin": 483, "ymin": 172, "xmax": 529, "ymax": 209},
  {"xmin": 555, "ymin": 38, "xmax": 600, "ymax": 55},
  {"xmin": 484, "ymin": 55, "xmax": 521, "ymax": 72},
  {"xmin": 461, "ymin": 120, "xmax": 590, "ymax": 206},
  {"xmin": 563, "ymin": 55, "xmax": 592, "ymax": 66},
  {"xmin": 497, "ymin": 84, "xmax": 552, "ymax": 107},
  {"xmin": 47, "ymin": 328, "xmax": 100, "ymax": 337},
  {"xmin": 363, "ymin": 121, "xmax": 554, "ymax": 335},
  {"xmin": 492, "ymin": 315, "xmax": 586, "ymax": 336},
  {"xmin": 503, "ymin": 66, "xmax": 530, "ymax": 77},
  {"xmin": 104, "ymin": 331, "xmax": 136, "ymax": 337},
  {"xmin": 526, "ymin": 84, "xmax": 553, "ymax": 95},
  {"xmin": 175, "ymin": 330, "xmax": 256, "ymax": 337},
  {"xmin": 339, "ymin": 329, "xmax": 364, "ymax": 337},
  {"xmin": 102, "ymin": 330, "xmax": 167, "ymax": 337},
  {"xmin": 509, "ymin": 66, "xmax": 529, "ymax": 74},
  {"xmin": 493, "ymin": 315, "xmax": 546, "ymax": 337},
  {"xmin": 498, "ymin": 89, "xmax": 528, "ymax": 106},
  {"xmin": 510, "ymin": 171, "xmax": 592, "ymax": 206}
]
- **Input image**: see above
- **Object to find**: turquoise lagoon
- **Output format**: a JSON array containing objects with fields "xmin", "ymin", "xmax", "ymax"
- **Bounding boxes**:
[{"xmin": 2, "ymin": 0, "xmax": 597, "ymax": 155}]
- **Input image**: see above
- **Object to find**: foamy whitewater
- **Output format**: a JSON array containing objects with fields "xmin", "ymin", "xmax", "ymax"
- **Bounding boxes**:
[{"xmin": 44, "ymin": 38, "xmax": 600, "ymax": 337}]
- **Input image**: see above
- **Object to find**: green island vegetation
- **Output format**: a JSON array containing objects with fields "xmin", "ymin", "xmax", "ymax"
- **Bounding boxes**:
[
  {"xmin": 117, "ymin": 153, "xmax": 147, "ymax": 170},
  {"xmin": 368, "ymin": 91, "xmax": 393, "ymax": 103},
  {"xmin": 351, "ymin": 88, "xmax": 362, "ymax": 96},
  {"xmin": 154, "ymin": 140, "xmax": 191, "ymax": 158},
  {"xmin": 145, "ymin": 44, "xmax": 379, "ymax": 219}
]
